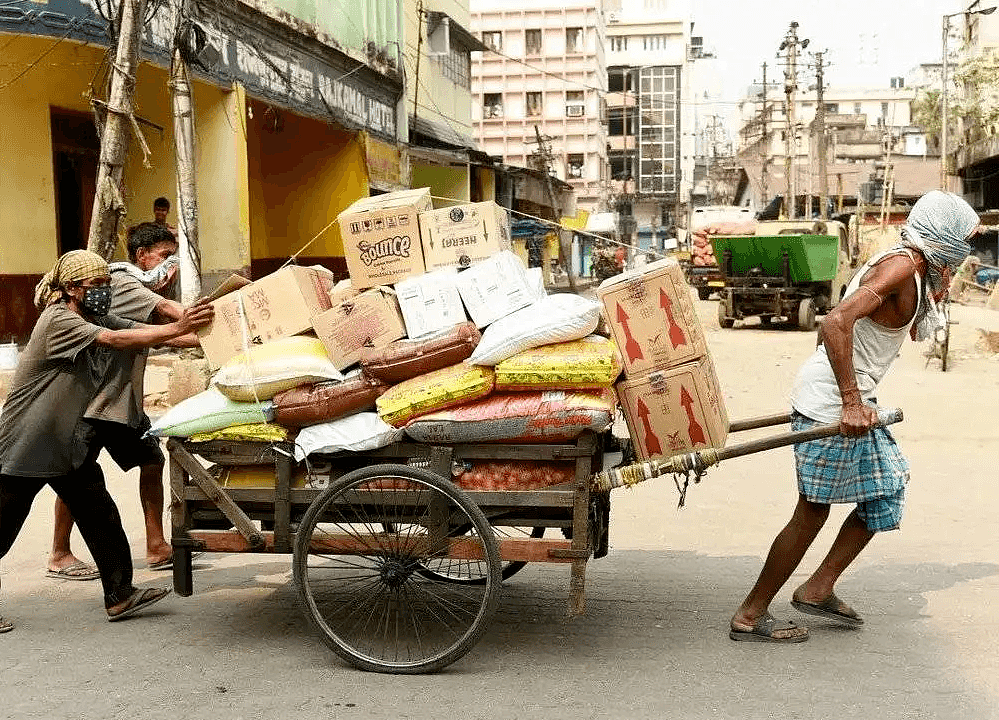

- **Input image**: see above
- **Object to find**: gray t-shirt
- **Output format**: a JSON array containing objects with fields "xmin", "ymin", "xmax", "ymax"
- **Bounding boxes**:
[
  {"xmin": 0, "ymin": 303, "xmax": 133, "ymax": 477},
  {"xmin": 84, "ymin": 269, "xmax": 162, "ymax": 427}
]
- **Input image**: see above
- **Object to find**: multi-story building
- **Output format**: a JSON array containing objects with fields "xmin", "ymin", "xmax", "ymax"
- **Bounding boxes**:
[
  {"xmin": 470, "ymin": 0, "xmax": 608, "ymax": 213},
  {"xmin": 737, "ymin": 82, "xmax": 922, "ymax": 212}
]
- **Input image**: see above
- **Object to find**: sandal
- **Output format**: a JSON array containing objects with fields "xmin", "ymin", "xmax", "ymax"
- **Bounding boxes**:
[
  {"xmin": 730, "ymin": 611, "xmax": 808, "ymax": 643},
  {"xmin": 107, "ymin": 587, "xmax": 171, "ymax": 623},
  {"xmin": 0, "ymin": 617, "xmax": 12, "ymax": 634}
]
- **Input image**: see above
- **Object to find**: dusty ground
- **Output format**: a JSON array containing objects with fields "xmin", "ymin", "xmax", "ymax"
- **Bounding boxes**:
[{"xmin": 1, "ymin": 295, "xmax": 997, "ymax": 720}]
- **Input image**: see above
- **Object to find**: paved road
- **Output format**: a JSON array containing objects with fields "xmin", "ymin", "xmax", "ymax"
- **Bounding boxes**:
[{"xmin": 1, "ymin": 299, "xmax": 997, "ymax": 720}]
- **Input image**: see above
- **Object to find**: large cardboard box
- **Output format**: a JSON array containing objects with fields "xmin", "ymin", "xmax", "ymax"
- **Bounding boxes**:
[
  {"xmin": 197, "ymin": 267, "xmax": 334, "ymax": 369},
  {"xmin": 419, "ymin": 201, "xmax": 513, "ymax": 271},
  {"xmin": 395, "ymin": 269, "xmax": 468, "ymax": 338},
  {"xmin": 616, "ymin": 354, "xmax": 729, "ymax": 461},
  {"xmin": 596, "ymin": 257, "xmax": 708, "ymax": 377},
  {"xmin": 312, "ymin": 287, "xmax": 407, "ymax": 370},
  {"xmin": 337, "ymin": 188, "xmax": 431, "ymax": 288},
  {"xmin": 453, "ymin": 250, "xmax": 535, "ymax": 328}
]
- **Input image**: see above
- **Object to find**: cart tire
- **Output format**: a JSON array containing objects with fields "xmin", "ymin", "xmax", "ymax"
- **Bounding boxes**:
[
  {"xmin": 796, "ymin": 298, "xmax": 816, "ymax": 331},
  {"xmin": 718, "ymin": 301, "xmax": 735, "ymax": 329},
  {"xmin": 293, "ymin": 464, "xmax": 501, "ymax": 674},
  {"xmin": 697, "ymin": 286, "xmax": 711, "ymax": 301},
  {"xmin": 414, "ymin": 525, "xmax": 545, "ymax": 583}
]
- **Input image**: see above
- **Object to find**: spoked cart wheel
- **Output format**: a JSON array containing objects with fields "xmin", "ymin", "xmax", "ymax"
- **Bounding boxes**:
[
  {"xmin": 293, "ymin": 464, "xmax": 502, "ymax": 674},
  {"xmin": 414, "ymin": 524, "xmax": 545, "ymax": 584}
]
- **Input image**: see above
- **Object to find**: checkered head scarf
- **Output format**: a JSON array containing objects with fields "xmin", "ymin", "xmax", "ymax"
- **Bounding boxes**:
[{"xmin": 33, "ymin": 250, "xmax": 110, "ymax": 310}]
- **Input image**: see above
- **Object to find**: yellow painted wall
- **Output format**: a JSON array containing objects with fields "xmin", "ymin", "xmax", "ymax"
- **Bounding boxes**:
[
  {"xmin": 245, "ymin": 100, "xmax": 367, "ymax": 260},
  {"xmin": 0, "ymin": 39, "xmax": 103, "ymax": 274},
  {"xmin": 0, "ymin": 37, "xmax": 249, "ymax": 277},
  {"xmin": 411, "ymin": 160, "xmax": 469, "ymax": 206}
]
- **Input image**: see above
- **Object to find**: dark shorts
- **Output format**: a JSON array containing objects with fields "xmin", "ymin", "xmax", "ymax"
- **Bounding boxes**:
[{"xmin": 87, "ymin": 416, "xmax": 165, "ymax": 472}]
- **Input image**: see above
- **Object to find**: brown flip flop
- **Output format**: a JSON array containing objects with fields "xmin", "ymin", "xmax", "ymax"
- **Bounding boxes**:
[
  {"xmin": 791, "ymin": 592, "xmax": 864, "ymax": 626},
  {"xmin": 107, "ymin": 587, "xmax": 171, "ymax": 623}
]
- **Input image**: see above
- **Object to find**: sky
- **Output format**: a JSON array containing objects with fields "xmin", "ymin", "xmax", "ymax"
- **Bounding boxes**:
[{"xmin": 691, "ymin": 0, "xmax": 967, "ymax": 101}]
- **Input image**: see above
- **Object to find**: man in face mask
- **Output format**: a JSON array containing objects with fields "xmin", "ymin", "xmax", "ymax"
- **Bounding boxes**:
[
  {"xmin": 728, "ymin": 191, "xmax": 980, "ymax": 643},
  {"xmin": 0, "ymin": 251, "xmax": 212, "ymax": 632},
  {"xmin": 47, "ymin": 224, "xmax": 192, "ymax": 580}
]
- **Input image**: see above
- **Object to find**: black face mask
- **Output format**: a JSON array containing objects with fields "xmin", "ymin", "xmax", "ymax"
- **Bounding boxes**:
[{"xmin": 81, "ymin": 285, "xmax": 113, "ymax": 316}]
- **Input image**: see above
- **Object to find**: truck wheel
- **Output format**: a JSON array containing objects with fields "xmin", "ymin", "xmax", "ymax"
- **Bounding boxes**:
[
  {"xmin": 797, "ymin": 298, "xmax": 816, "ymax": 331},
  {"xmin": 697, "ymin": 287, "xmax": 711, "ymax": 301},
  {"xmin": 718, "ymin": 301, "xmax": 735, "ymax": 329}
]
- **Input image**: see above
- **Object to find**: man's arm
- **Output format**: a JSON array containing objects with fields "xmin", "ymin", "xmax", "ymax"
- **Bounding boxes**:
[
  {"xmin": 152, "ymin": 298, "xmax": 184, "ymax": 322},
  {"xmin": 821, "ymin": 255, "xmax": 920, "ymax": 436},
  {"xmin": 94, "ymin": 299, "xmax": 212, "ymax": 350}
]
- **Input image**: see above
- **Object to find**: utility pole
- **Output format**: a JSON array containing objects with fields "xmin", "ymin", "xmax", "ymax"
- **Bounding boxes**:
[
  {"xmin": 778, "ymin": 21, "xmax": 808, "ymax": 220},
  {"xmin": 814, "ymin": 50, "xmax": 828, "ymax": 219},
  {"xmin": 87, "ymin": 0, "xmax": 149, "ymax": 259},
  {"xmin": 170, "ymin": 0, "xmax": 202, "ymax": 302},
  {"xmin": 759, "ymin": 62, "xmax": 770, "ymax": 203},
  {"xmin": 530, "ymin": 125, "xmax": 576, "ymax": 293}
]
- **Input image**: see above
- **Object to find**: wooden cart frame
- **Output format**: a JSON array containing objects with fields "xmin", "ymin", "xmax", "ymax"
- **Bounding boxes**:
[{"xmin": 166, "ymin": 432, "xmax": 609, "ymax": 673}]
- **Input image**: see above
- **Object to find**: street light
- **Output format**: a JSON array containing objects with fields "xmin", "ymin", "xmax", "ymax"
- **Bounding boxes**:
[{"xmin": 941, "ymin": 5, "xmax": 997, "ymax": 189}]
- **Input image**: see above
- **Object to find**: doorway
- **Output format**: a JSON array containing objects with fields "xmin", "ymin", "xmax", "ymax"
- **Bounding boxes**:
[{"xmin": 51, "ymin": 109, "xmax": 100, "ymax": 254}]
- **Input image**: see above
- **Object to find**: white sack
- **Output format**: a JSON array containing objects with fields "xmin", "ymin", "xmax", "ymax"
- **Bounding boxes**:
[
  {"xmin": 294, "ymin": 412, "xmax": 404, "ymax": 461},
  {"xmin": 467, "ymin": 293, "xmax": 602, "ymax": 366},
  {"xmin": 148, "ymin": 387, "xmax": 272, "ymax": 437}
]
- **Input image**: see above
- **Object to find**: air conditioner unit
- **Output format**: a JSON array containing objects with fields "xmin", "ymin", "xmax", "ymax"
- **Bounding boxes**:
[{"xmin": 566, "ymin": 104, "xmax": 585, "ymax": 117}]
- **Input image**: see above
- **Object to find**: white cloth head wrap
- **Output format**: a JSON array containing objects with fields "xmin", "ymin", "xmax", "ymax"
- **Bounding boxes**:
[{"xmin": 896, "ymin": 191, "xmax": 978, "ymax": 340}]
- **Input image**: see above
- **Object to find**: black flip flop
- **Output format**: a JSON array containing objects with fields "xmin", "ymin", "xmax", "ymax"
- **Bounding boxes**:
[
  {"xmin": 791, "ymin": 593, "xmax": 864, "ymax": 626},
  {"xmin": 0, "ymin": 617, "xmax": 13, "ymax": 634},
  {"xmin": 730, "ymin": 611, "xmax": 809, "ymax": 643},
  {"xmin": 107, "ymin": 587, "xmax": 171, "ymax": 622}
]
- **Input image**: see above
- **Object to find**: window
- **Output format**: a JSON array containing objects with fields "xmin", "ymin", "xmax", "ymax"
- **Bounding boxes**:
[
  {"xmin": 610, "ymin": 36, "xmax": 628, "ymax": 52},
  {"xmin": 481, "ymin": 31, "xmax": 502, "ymax": 51},
  {"xmin": 483, "ymin": 93, "xmax": 503, "ymax": 118},
  {"xmin": 643, "ymin": 34, "xmax": 666, "ymax": 51},
  {"xmin": 881, "ymin": 102, "xmax": 889, "ymax": 118},
  {"xmin": 525, "ymin": 91, "xmax": 542, "ymax": 117},
  {"xmin": 567, "ymin": 153, "xmax": 585, "ymax": 178},
  {"xmin": 566, "ymin": 27, "xmax": 583, "ymax": 53},
  {"xmin": 824, "ymin": 103, "xmax": 839, "ymax": 114},
  {"xmin": 853, "ymin": 102, "xmax": 862, "ymax": 115},
  {"xmin": 438, "ymin": 46, "xmax": 471, "ymax": 89},
  {"xmin": 525, "ymin": 29, "xmax": 542, "ymax": 55},
  {"xmin": 607, "ymin": 67, "xmax": 635, "ymax": 93},
  {"xmin": 565, "ymin": 90, "xmax": 585, "ymax": 117}
]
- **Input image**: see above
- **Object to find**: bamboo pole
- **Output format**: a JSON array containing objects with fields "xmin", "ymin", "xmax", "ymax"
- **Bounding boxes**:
[
  {"xmin": 170, "ymin": 0, "xmax": 202, "ymax": 303},
  {"xmin": 87, "ymin": 0, "xmax": 148, "ymax": 259}
]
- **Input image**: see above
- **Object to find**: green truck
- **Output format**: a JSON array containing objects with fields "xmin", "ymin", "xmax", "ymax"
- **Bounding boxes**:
[{"xmin": 712, "ymin": 220, "xmax": 855, "ymax": 331}]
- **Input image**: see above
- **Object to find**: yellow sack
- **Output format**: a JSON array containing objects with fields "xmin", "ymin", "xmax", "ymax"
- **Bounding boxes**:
[
  {"xmin": 494, "ymin": 335, "xmax": 622, "ymax": 391},
  {"xmin": 377, "ymin": 363, "xmax": 494, "ymax": 427},
  {"xmin": 212, "ymin": 335, "xmax": 343, "ymax": 402},
  {"xmin": 188, "ymin": 422, "xmax": 289, "ymax": 443}
]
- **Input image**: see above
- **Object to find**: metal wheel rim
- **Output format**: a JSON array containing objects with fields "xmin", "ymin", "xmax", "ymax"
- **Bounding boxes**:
[{"xmin": 294, "ymin": 466, "xmax": 500, "ymax": 673}]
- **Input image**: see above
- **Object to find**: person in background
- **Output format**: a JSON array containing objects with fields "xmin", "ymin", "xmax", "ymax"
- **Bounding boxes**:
[
  {"xmin": 726, "ymin": 191, "xmax": 980, "ymax": 643},
  {"xmin": 0, "ymin": 251, "xmax": 212, "ymax": 632},
  {"xmin": 153, "ymin": 197, "xmax": 178, "ymax": 239},
  {"xmin": 47, "ymin": 224, "xmax": 191, "ymax": 579}
]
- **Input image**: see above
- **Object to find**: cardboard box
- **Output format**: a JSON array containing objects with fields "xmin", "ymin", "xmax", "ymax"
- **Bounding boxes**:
[
  {"xmin": 616, "ymin": 354, "xmax": 729, "ymax": 461},
  {"xmin": 453, "ymin": 250, "xmax": 535, "ymax": 328},
  {"xmin": 596, "ymin": 257, "xmax": 708, "ymax": 377},
  {"xmin": 394, "ymin": 269, "xmax": 468, "ymax": 339},
  {"xmin": 338, "ymin": 188, "xmax": 431, "ymax": 288},
  {"xmin": 312, "ymin": 287, "xmax": 407, "ymax": 370},
  {"xmin": 328, "ymin": 278, "xmax": 358, "ymax": 306},
  {"xmin": 197, "ymin": 267, "xmax": 334, "ymax": 369},
  {"xmin": 419, "ymin": 201, "xmax": 512, "ymax": 271}
]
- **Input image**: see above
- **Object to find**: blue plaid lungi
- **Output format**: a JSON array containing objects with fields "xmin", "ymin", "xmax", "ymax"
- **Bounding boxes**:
[{"xmin": 792, "ymin": 410, "xmax": 910, "ymax": 532}]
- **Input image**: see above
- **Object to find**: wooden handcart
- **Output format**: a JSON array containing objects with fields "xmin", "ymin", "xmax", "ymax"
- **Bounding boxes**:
[{"xmin": 167, "ymin": 432, "xmax": 609, "ymax": 674}]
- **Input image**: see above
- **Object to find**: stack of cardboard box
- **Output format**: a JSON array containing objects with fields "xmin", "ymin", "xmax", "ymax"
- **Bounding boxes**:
[
  {"xmin": 597, "ymin": 259, "xmax": 729, "ymax": 461},
  {"xmin": 196, "ymin": 188, "xmax": 529, "ymax": 372}
]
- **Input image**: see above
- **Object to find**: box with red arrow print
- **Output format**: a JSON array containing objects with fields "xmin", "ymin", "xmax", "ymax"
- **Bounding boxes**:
[
  {"xmin": 596, "ymin": 258, "xmax": 708, "ymax": 378},
  {"xmin": 615, "ymin": 354, "xmax": 729, "ymax": 461}
]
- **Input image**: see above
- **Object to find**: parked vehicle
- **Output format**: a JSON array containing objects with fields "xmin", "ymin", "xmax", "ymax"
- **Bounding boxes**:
[
  {"xmin": 687, "ymin": 205, "xmax": 754, "ymax": 300},
  {"xmin": 713, "ymin": 219, "xmax": 854, "ymax": 330}
]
